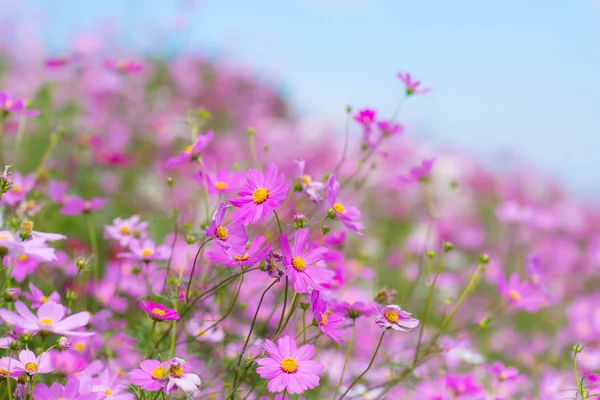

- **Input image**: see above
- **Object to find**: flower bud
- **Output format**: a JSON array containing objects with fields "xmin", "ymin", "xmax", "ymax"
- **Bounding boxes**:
[
  {"xmin": 374, "ymin": 288, "xmax": 397, "ymax": 305},
  {"xmin": 247, "ymin": 127, "xmax": 256, "ymax": 136},
  {"xmin": 293, "ymin": 213, "xmax": 308, "ymax": 229},
  {"xmin": 76, "ymin": 257, "xmax": 87, "ymax": 271},
  {"xmin": 479, "ymin": 252, "xmax": 490, "ymax": 264},
  {"xmin": 426, "ymin": 251, "xmax": 436, "ymax": 259},
  {"xmin": 442, "ymin": 241, "xmax": 454, "ymax": 253},
  {"xmin": 4, "ymin": 287, "xmax": 21, "ymax": 302},
  {"xmin": 20, "ymin": 219, "xmax": 34, "ymax": 238},
  {"xmin": 0, "ymin": 165, "xmax": 13, "ymax": 194},
  {"xmin": 57, "ymin": 336, "xmax": 72, "ymax": 350},
  {"xmin": 321, "ymin": 225, "xmax": 331, "ymax": 235}
]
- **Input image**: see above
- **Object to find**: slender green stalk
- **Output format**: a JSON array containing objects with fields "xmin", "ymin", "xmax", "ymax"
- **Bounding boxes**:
[
  {"xmin": 169, "ymin": 320, "xmax": 177, "ymax": 359},
  {"xmin": 146, "ymin": 320, "xmax": 157, "ymax": 358},
  {"xmin": 574, "ymin": 349, "xmax": 586, "ymax": 399},
  {"xmin": 274, "ymin": 292, "xmax": 298, "ymax": 340},
  {"xmin": 338, "ymin": 329, "xmax": 387, "ymax": 400},
  {"xmin": 294, "ymin": 322, "xmax": 315, "ymax": 340},
  {"xmin": 275, "ymin": 277, "xmax": 289, "ymax": 336},
  {"xmin": 162, "ymin": 179, "xmax": 179, "ymax": 293},
  {"xmin": 273, "ymin": 210, "xmax": 283, "ymax": 235},
  {"xmin": 85, "ymin": 213, "xmax": 99, "ymax": 282},
  {"xmin": 334, "ymin": 319, "xmax": 356, "ymax": 398},
  {"xmin": 66, "ymin": 268, "xmax": 82, "ymax": 313},
  {"xmin": 185, "ymin": 238, "xmax": 212, "ymax": 304}
]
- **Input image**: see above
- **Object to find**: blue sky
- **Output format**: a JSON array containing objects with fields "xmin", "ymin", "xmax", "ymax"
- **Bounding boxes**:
[{"xmin": 12, "ymin": 0, "xmax": 600, "ymax": 198}]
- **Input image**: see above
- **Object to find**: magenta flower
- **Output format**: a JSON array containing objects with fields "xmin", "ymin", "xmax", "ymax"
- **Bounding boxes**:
[
  {"xmin": 498, "ymin": 272, "xmax": 545, "ymax": 312},
  {"xmin": 104, "ymin": 215, "xmax": 149, "ymax": 247},
  {"xmin": 294, "ymin": 159, "xmax": 325, "ymax": 203},
  {"xmin": 204, "ymin": 202, "xmax": 248, "ymax": 249},
  {"xmin": 1, "ymin": 233, "xmax": 58, "ymax": 264},
  {"xmin": 165, "ymin": 358, "xmax": 201, "ymax": 397},
  {"xmin": 445, "ymin": 373, "xmax": 482, "ymax": 396},
  {"xmin": 280, "ymin": 228, "xmax": 331, "ymax": 294},
  {"xmin": 353, "ymin": 108, "xmax": 376, "ymax": 127},
  {"xmin": 525, "ymin": 255, "xmax": 543, "ymax": 287},
  {"xmin": 208, "ymin": 235, "xmax": 270, "ymax": 267},
  {"xmin": 165, "ymin": 131, "xmax": 214, "ymax": 169},
  {"xmin": 23, "ymin": 282, "xmax": 60, "ymax": 309},
  {"xmin": 375, "ymin": 305, "xmax": 420, "ymax": 332},
  {"xmin": 229, "ymin": 163, "xmax": 289, "ymax": 225},
  {"xmin": 311, "ymin": 291, "xmax": 345, "ymax": 343},
  {"xmin": 129, "ymin": 360, "xmax": 170, "ymax": 391},
  {"xmin": 397, "ymin": 72, "xmax": 431, "ymax": 96},
  {"xmin": 256, "ymin": 335, "xmax": 324, "ymax": 395},
  {"xmin": 104, "ymin": 59, "xmax": 144, "ymax": 74},
  {"xmin": 60, "ymin": 196, "xmax": 106, "ymax": 215},
  {"xmin": 139, "ymin": 300, "xmax": 180, "ymax": 322},
  {"xmin": 398, "ymin": 158, "xmax": 435, "ymax": 184},
  {"xmin": 196, "ymin": 168, "xmax": 243, "ymax": 195},
  {"xmin": 90, "ymin": 367, "xmax": 132, "ymax": 399},
  {"xmin": 326, "ymin": 174, "xmax": 365, "ymax": 236},
  {"xmin": 0, "ymin": 92, "xmax": 40, "ymax": 116},
  {"xmin": 46, "ymin": 180, "xmax": 68, "ymax": 203},
  {"xmin": 377, "ymin": 120, "xmax": 404, "ymax": 136},
  {"xmin": 1, "ymin": 173, "xmax": 35, "ymax": 206},
  {"xmin": 0, "ymin": 301, "xmax": 93, "ymax": 337},
  {"xmin": 330, "ymin": 300, "xmax": 375, "ymax": 319},
  {"xmin": 117, "ymin": 239, "xmax": 170, "ymax": 263},
  {"xmin": 11, "ymin": 349, "xmax": 53, "ymax": 376},
  {"xmin": 485, "ymin": 361, "xmax": 520, "ymax": 381},
  {"xmin": 34, "ymin": 376, "xmax": 100, "ymax": 400}
]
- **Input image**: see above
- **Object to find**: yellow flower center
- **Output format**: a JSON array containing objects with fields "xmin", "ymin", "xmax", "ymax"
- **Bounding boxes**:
[
  {"xmin": 24, "ymin": 362, "xmax": 37, "ymax": 373},
  {"xmin": 216, "ymin": 226, "xmax": 228, "ymax": 240},
  {"xmin": 530, "ymin": 274, "xmax": 539, "ymax": 284},
  {"xmin": 252, "ymin": 187, "xmax": 269, "ymax": 204},
  {"xmin": 333, "ymin": 202, "xmax": 346, "ymax": 213},
  {"xmin": 170, "ymin": 364, "xmax": 184, "ymax": 378},
  {"xmin": 0, "ymin": 368, "xmax": 8, "ymax": 376},
  {"xmin": 321, "ymin": 314, "xmax": 328, "ymax": 325},
  {"xmin": 151, "ymin": 366, "xmax": 168, "ymax": 380},
  {"xmin": 384, "ymin": 309, "xmax": 399, "ymax": 323},
  {"xmin": 151, "ymin": 308, "xmax": 165, "ymax": 317},
  {"xmin": 105, "ymin": 388, "xmax": 113, "ymax": 395},
  {"xmin": 292, "ymin": 256, "xmax": 305, "ymax": 271},
  {"xmin": 300, "ymin": 175, "xmax": 312, "ymax": 186},
  {"xmin": 184, "ymin": 145, "xmax": 194, "ymax": 153},
  {"xmin": 214, "ymin": 181, "xmax": 228, "ymax": 190},
  {"xmin": 39, "ymin": 318, "xmax": 53, "ymax": 325},
  {"xmin": 75, "ymin": 343, "xmax": 85, "ymax": 352},
  {"xmin": 141, "ymin": 248, "xmax": 154, "ymax": 257},
  {"xmin": 40, "ymin": 296, "xmax": 49, "ymax": 304},
  {"xmin": 500, "ymin": 371, "xmax": 508, "ymax": 380},
  {"xmin": 508, "ymin": 290, "xmax": 521, "ymax": 301},
  {"xmin": 234, "ymin": 253, "xmax": 249, "ymax": 261},
  {"xmin": 19, "ymin": 254, "xmax": 28, "ymax": 262},
  {"xmin": 120, "ymin": 226, "xmax": 131, "ymax": 235},
  {"xmin": 57, "ymin": 398, "xmax": 66, "ymax": 400},
  {"xmin": 5, "ymin": 100, "xmax": 12, "ymax": 108},
  {"xmin": 280, "ymin": 357, "xmax": 298, "ymax": 373}
]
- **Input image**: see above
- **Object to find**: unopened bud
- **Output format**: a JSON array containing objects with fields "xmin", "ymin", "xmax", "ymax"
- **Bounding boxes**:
[
  {"xmin": 57, "ymin": 336, "xmax": 72, "ymax": 350},
  {"xmin": 426, "ymin": 251, "xmax": 436, "ymax": 259},
  {"xmin": 345, "ymin": 105, "xmax": 352, "ymax": 113},
  {"xmin": 247, "ymin": 127, "xmax": 256, "ymax": 136},
  {"xmin": 76, "ymin": 257, "xmax": 87, "ymax": 271},
  {"xmin": 374, "ymin": 288, "xmax": 397, "ymax": 305},
  {"xmin": 4, "ymin": 287, "xmax": 20, "ymax": 302},
  {"xmin": 321, "ymin": 225, "xmax": 331, "ymax": 235},
  {"xmin": 167, "ymin": 177, "xmax": 175, "ymax": 186},
  {"xmin": 479, "ymin": 253, "xmax": 490, "ymax": 264},
  {"xmin": 443, "ymin": 241, "xmax": 454, "ymax": 253},
  {"xmin": 571, "ymin": 343, "xmax": 585, "ymax": 354},
  {"xmin": 293, "ymin": 213, "xmax": 308, "ymax": 229},
  {"xmin": 185, "ymin": 235, "xmax": 196, "ymax": 244}
]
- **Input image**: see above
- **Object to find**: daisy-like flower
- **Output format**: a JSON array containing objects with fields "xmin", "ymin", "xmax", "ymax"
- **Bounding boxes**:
[
  {"xmin": 397, "ymin": 71, "xmax": 431, "ymax": 96},
  {"xmin": 34, "ymin": 375, "xmax": 100, "ymax": 400},
  {"xmin": 376, "ymin": 120, "xmax": 404, "ymax": 136},
  {"xmin": 117, "ymin": 239, "xmax": 170, "ymax": 263},
  {"xmin": 104, "ymin": 59, "xmax": 144, "ymax": 74},
  {"xmin": 330, "ymin": 300, "xmax": 375, "ymax": 319},
  {"xmin": 498, "ymin": 272, "xmax": 545, "ymax": 312},
  {"xmin": 104, "ymin": 215, "xmax": 149, "ymax": 247},
  {"xmin": 445, "ymin": 373, "xmax": 482, "ymax": 396},
  {"xmin": 60, "ymin": 196, "xmax": 106, "ymax": 215},
  {"xmin": 353, "ymin": 108, "xmax": 376, "ymax": 127},
  {"xmin": 0, "ymin": 356, "xmax": 20, "ymax": 378},
  {"xmin": 525, "ymin": 255, "xmax": 543, "ymax": 287},
  {"xmin": 294, "ymin": 159, "xmax": 325, "ymax": 203},
  {"xmin": 23, "ymin": 282, "xmax": 60, "ymax": 309},
  {"xmin": 280, "ymin": 228, "xmax": 331, "ymax": 294},
  {"xmin": 326, "ymin": 174, "xmax": 365, "ymax": 236},
  {"xmin": 91, "ymin": 367, "xmax": 133, "ymax": 399},
  {"xmin": 196, "ymin": 168, "xmax": 243, "ymax": 195},
  {"xmin": 398, "ymin": 159, "xmax": 435, "ymax": 184},
  {"xmin": 311, "ymin": 291, "xmax": 345, "ymax": 343},
  {"xmin": 185, "ymin": 318, "xmax": 225, "ymax": 343},
  {"xmin": 256, "ymin": 335, "xmax": 324, "ymax": 395},
  {"xmin": 0, "ymin": 92, "xmax": 40, "ymax": 116},
  {"xmin": 375, "ymin": 305, "xmax": 420, "ymax": 332},
  {"xmin": 204, "ymin": 202, "xmax": 248, "ymax": 249},
  {"xmin": 485, "ymin": 361, "xmax": 520, "ymax": 382},
  {"xmin": 229, "ymin": 163, "xmax": 289, "ymax": 225},
  {"xmin": 165, "ymin": 131, "xmax": 214, "ymax": 170},
  {"xmin": 165, "ymin": 358, "xmax": 201, "ymax": 397},
  {"xmin": 1, "ymin": 173, "xmax": 35, "ymax": 206},
  {"xmin": 129, "ymin": 360, "xmax": 170, "ymax": 391},
  {"xmin": 208, "ymin": 235, "xmax": 270, "ymax": 267},
  {"xmin": 139, "ymin": 300, "xmax": 180, "ymax": 322},
  {"xmin": 11, "ymin": 349, "xmax": 53, "ymax": 376},
  {"xmin": 0, "ymin": 301, "xmax": 93, "ymax": 337}
]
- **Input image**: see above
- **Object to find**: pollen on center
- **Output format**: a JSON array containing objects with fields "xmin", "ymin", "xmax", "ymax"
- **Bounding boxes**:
[
  {"xmin": 333, "ymin": 202, "xmax": 346, "ymax": 213},
  {"xmin": 216, "ymin": 226, "xmax": 228, "ymax": 240},
  {"xmin": 252, "ymin": 187, "xmax": 269, "ymax": 204},
  {"xmin": 151, "ymin": 366, "xmax": 167, "ymax": 379},
  {"xmin": 120, "ymin": 225, "xmax": 131, "ymax": 235},
  {"xmin": 170, "ymin": 364, "xmax": 184, "ymax": 378},
  {"xmin": 280, "ymin": 357, "xmax": 298, "ymax": 373},
  {"xmin": 39, "ymin": 318, "xmax": 53, "ymax": 325},
  {"xmin": 151, "ymin": 308, "xmax": 166, "ymax": 317},
  {"xmin": 24, "ymin": 362, "xmax": 38, "ymax": 373},
  {"xmin": 508, "ymin": 290, "xmax": 521, "ymax": 301},
  {"xmin": 19, "ymin": 254, "xmax": 28, "ymax": 262},
  {"xmin": 214, "ymin": 181, "xmax": 228, "ymax": 190},
  {"xmin": 292, "ymin": 256, "xmax": 306, "ymax": 271},
  {"xmin": 321, "ymin": 314, "xmax": 328, "ymax": 325},
  {"xmin": 234, "ymin": 253, "xmax": 249, "ymax": 261},
  {"xmin": 384, "ymin": 309, "xmax": 399, "ymax": 323},
  {"xmin": 141, "ymin": 248, "xmax": 154, "ymax": 257}
]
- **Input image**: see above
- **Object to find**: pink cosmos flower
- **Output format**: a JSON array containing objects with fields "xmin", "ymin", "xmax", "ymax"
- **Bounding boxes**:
[
  {"xmin": 0, "ymin": 301, "xmax": 93, "ymax": 337},
  {"xmin": 256, "ymin": 335, "xmax": 324, "ymax": 395},
  {"xmin": 196, "ymin": 168, "xmax": 243, "ymax": 195},
  {"xmin": 117, "ymin": 239, "xmax": 170, "ymax": 263},
  {"xmin": 11, "ymin": 349, "xmax": 53, "ymax": 376},
  {"xmin": 185, "ymin": 317, "xmax": 225, "ymax": 343},
  {"xmin": 1, "ymin": 173, "xmax": 35, "ymax": 206},
  {"xmin": 0, "ymin": 231, "xmax": 57, "ymax": 265},
  {"xmin": 485, "ymin": 361, "xmax": 520, "ymax": 381},
  {"xmin": 46, "ymin": 180, "xmax": 69, "ymax": 203},
  {"xmin": 377, "ymin": 120, "xmax": 404, "ymax": 136},
  {"xmin": 375, "ymin": 305, "xmax": 420, "ymax": 332},
  {"xmin": 129, "ymin": 360, "xmax": 170, "ymax": 391},
  {"xmin": 23, "ymin": 282, "xmax": 60, "ymax": 309},
  {"xmin": 398, "ymin": 158, "xmax": 435, "ymax": 184},
  {"xmin": 104, "ymin": 59, "xmax": 144, "ymax": 74},
  {"xmin": 139, "ymin": 300, "xmax": 180, "ymax": 322},
  {"xmin": 397, "ymin": 71, "xmax": 431, "ymax": 96},
  {"xmin": 60, "ymin": 196, "xmax": 106, "ymax": 215},
  {"xmin": 498, "ymin": 272, "xmax": 545, "ymax": 312},
  {"xmin": 165, "ymin": 131, "xmax": 214, "ymax": 169},
  {"xmin": 0, "ymin": 92, "xmax": 40, "ymax": 116},
  {"xmin": 294, "ymin": 159, "xmax": 325, "ymax": 203},
  {"xmin": 525, "ymin": 255, "xmax": 543, "ymax": 287},
  {"xmin": 353, "ymin": 108, "xmax": 376, "ymax": 127},
  {"xmin": 280, "ymin": 228, "xmax": 331, "ymax": 294},
  {"xmin": 311, "ymin": 291, "xmax": 345, "ymax": 343},
  {"xmin": 165, "ymin": 358, "xmax": 201, "ymax": 397},
  {"xmin": 229, "ymin": 163, "xmax": 289, "ymax": 225},
  {"xmin": 330, "ymin": 300, "xmax": 375, "ymax": 319},
  {"xmin": 104, "ymin": 215, "xmax": 149, "ymax": 247},
  {"xmin": 34, "ymin": 376, "xmax": 101, "ymax": 400},
  {"xmin": 204, "ymin": 202, "xmax": 248, "ymax": 249},
  {"xmin": 0, "ymin": 356, "xmax": 20, "ymax": 377},
  {"xmin": 208, "ymin": 235, "xmax": 270, "ymax": 267},
  {"xmin": 445, "ymin": 373, "xmax": 482, "ymax": 396},
  {"xmin": 327, "ymin": 174, "xmax": 365, "ymax": 236},
  {"xmin": 91, "ymin": 367, "xmax": 134, "ymax": 399}
]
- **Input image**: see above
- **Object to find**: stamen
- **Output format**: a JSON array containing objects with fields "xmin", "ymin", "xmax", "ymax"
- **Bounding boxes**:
[
  {"xmin": 170, "ymin": 364, "xmax": 184, "ymax": 378},
  {"xmin": 280, "ymin": 357, "xmax": 298, "ymax": 373},
  {"xmin": 384, "ymin": 309, "xmax": 399, "ymax": 323},
  {"xmin": 292, "ymin": 256, "xmax": 305, "ymax": 271},
  {"xmin": 151, "ymin": 366, "xmax": 167, "ymax": 379},
  {"xmin": 24, "ymin": 362, "xmax": 37, "ymax": 373},
  {"xmin": 333, "ymin": 202, "xmax": 345, "ymax": 213},
  {"xmin": 216, "ymin": 226, "xmax": 228, "ymax": 240},
  {"xmin": 252, "ymin": 188, "xmax": 269, "ymax": 204},
  {"xmin": 151, "ymin": 308, "xmax": 166, "ymax": 317}
]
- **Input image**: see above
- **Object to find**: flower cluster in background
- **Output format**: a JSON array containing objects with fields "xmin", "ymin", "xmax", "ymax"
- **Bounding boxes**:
[{"xmin": 0, "ymin": 10, "xmax": 597, "ymax": 400}]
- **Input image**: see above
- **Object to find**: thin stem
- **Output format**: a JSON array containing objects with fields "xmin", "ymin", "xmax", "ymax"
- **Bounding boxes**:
[
  {"xmin": 162, "ymin": 180, "xmax": 179, "ymax": 293},
  {"xmin": 294, "ymin": 322, "xmax": 315, "ymax": 340},
  {"xmin": 273, "ymin": 210, "xmax": 283, "ymax": 236},
  {"xmin": 66, "ymin": 268, "xmax": 82, "ymax": 313},
  {"xmin": 169, "ymin": 320, "xmax": 177, "ymax": 359},
  {"xmin": 85, "ymin": 213, "xmax": 99, "ymax": 283},
  {"xmin": 274, "ymin": 292, "xmax": 298, "ymax": 341},
  {"xmin": 146, "ymin": 320, "xmax": 157, "ymax": 358},
  {"xmin": 275, "ymin": 277, "xmax": 289, "ymax": 336},
  {"xmin": 338, "ymin": 329, "xmax": 387, "ymax": 400},
  {"xmin": 574, "ymin": 350, "xmax": 586, "ymax": 399},
  {"xmin": 185, "ymin": 238, "xmax": 212, "ymax": 304},
  {"xmin": 334, "ymin": 319, "xmax": 356, "ymax": 398}
]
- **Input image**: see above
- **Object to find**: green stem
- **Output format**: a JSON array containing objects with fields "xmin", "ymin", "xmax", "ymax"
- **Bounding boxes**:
[
  {"xmin": 169, "ymin": 320, "xmax": 177, "ymax": 359},
  {"xmin": 574, "ymin": 350, "xmax": 586, "ymax": 399},
  {"xmin": 162, "ymin": 180, "xmax": 179, "ymax": 293},
  {"xmin": 338, "ymin": 329, "xmax": 387, "ymax": 400},
  {"xmin": 273, "ymin": 210, "xmax": 283, "ymax": 235},
  {"xmin": 294, "ymin": 322, "xmax": 315, "ymax": 340},
  {"xmin": 274, "ymin": 292, "xmax": 298, "ymax": 341},
  {"xmin": 85, "ymin": 213, "xmax": 99, "ymax": 283},
  {"xmin": 275, "ymin": 277, "xmax": 289, "ymax": 336},
  {"xmin": 146, "ymin": 320, "xmax": 157, "ymax": 358},
  {"xmin": 185, "ymin": 238, "xmax": 212, "ymax": 304},
  {"xmin": 66, "ymin": 268, "xmax": 82, "ymax": 313},
  {"xmin": 334, "ymin": 319, "xmax": 356, "ymax": 398}
]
